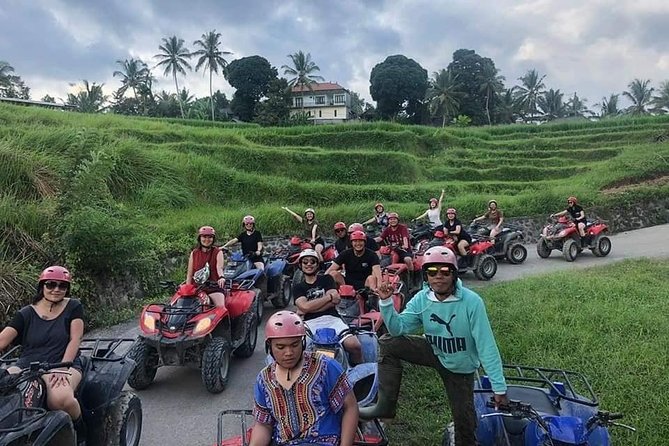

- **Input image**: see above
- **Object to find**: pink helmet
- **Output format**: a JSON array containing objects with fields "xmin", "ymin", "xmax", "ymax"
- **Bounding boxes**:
[
  {"xmin": 348, "ymin": 223, "xmax": 364, "ymax": 233},
  {"xmin": 349, "ymin": 230, "xmax": 366, "ymax": 241},
  {"xmin": 429, "ymin": 197, "xmax": 438, "ymax": 204},
  {"xmin": 334, "ymin": 221, "xmax": 346, "ymax": 231},
  {"xmin": 242, "ymin": 215, "xmax": 255, "ymax": 225},
  {"xmin": 388, "ymin": 212, "xmax": 399, "ymax": 220},
  {"xmin": 265, "ymin": 311, "xmax": 306, "ymax": 340},
  {"xmin": 446, "ymin": 208, "xmax": 456, "ymax": 215},
  {"xmin": 39, "ymin": 265, "xmax": 71, "ymax": 283},
  {"xmin": 422, "ymin": 246, "xmax": 458, "ymax": 271},
  {"xmin": 568, "ymin": 196, "xmax": 578, "ymax": 205},
  {"xmin": 198, "ymin": 226, "xmax": 216, "ymax": 236}
]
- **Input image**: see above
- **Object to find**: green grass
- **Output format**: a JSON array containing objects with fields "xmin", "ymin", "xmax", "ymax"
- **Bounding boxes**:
[{"xmin": 386, "ymin": 259, "xmax": 669, "ymax": 445}]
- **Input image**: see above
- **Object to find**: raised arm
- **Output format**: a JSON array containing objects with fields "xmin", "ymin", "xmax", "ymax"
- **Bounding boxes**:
[
  {"xmin": 438, "ymin": 189, "xmax": 445, "ymax": 209},
  {"xmin": 281, "ymin": 206, "xmax": 303, "ymax": 223},
  {"xmin": 414, "ymin": 211, "xmax": 428, "ymax": 221},
  {"xmin": 221, "ymin": 237, "xmax": 238, "ymax": 249}
]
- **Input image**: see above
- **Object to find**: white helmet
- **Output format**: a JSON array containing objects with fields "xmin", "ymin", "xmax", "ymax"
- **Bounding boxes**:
[{"xmin": 298, "ymin": 248, "xmax": 321, "ymax": 264}]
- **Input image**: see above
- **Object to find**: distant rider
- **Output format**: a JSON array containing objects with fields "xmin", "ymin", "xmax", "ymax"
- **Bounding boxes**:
[
  {"xmin": 348, "ymin": 223, "xmax": 379, "ymax": 252},
  {"xmin": 551, "ymin": 196, "xmax": 588, "ymax": 245},
  {"xmin": 363, "ymin": 202, "xmax": 389, "ymax": 231},
  {"xmin": 326, "ymin": 230, "xmax": 382, "ymax": 291},
  {"xmin": 333, "ymin": 221, "xmax": 349, "ymax": 254},
  {"xmin": 222, "ymin": 215, "xmax": 265, "ymax": 270},
  {"xmin": 473, "ymin": 199, "xmax": 504, "ymax": 241},
  {"xmin": 374, "ymin": 212, "xmax": 414, "ymax": 275},
  {"xmin": 282, "ymin": 206, "xmax": 324, "ymax": 255},
  {"xmin": 186, "ymin": 226, "xmax": 226, "ymax": 307},
  {"xmin": 444, "ymin": 208, "xmax": 472, "ymax": 256},
  {"xmin": 413, "ymin": 189, "xmax": 445, "ymax": 231}
]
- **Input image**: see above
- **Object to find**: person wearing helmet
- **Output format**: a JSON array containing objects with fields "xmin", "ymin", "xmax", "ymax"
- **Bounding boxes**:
[
  {"xmin": 347, "ymin": 223, "xmax": 379, "ymax": 252},
  {"xmin": 333, "ymin": 221, "xmax": 349, "ymax": 255},
  {"xmin": 443, "ymin": 208, "xmax": 472, "ymax": 256},
  {"xmin": 358, "ymin": 247, "xmax": 508, "ymax": 445},
  {"xmin": 292, "ymin": 249, "xmax": 363, "ymax": 364},
  {"xmin": 281, "ymin": 206, "xmax": 324, "ymax": 255},
  {"xmin": 551, "ymin": 196, "xmax": 588, "ymax": 244},
  {"xmin": 326, "ymin": 230, "xmax": 382, "ymax": 291},
  {"xmin": 413, "ymin": 189, "xmax": 446, "ymax": 231},
  {"xmin": 249, "ymin": 311, "xmax": 358, "ymax": 446},
  {"xmin": 222, "ymin": 215, "xmax": 265, "ymax": 270},
  {"xmin": 363, "ymin": 202, "xmax": 389, "ymax": 230},
  {"xmin": 0, "ymin": 266, "xmax": 88, "ymax": 442},
  {"xmin": 374, "ymin": 212, "xmax": 414, "ymax": 274},
  {"xmin": 186, "ymin": 226, "xmax": 226, "ymax": 307},
  {"xmin": 473, "ymin": 199, "xmax": 505, "ymax": 241}
]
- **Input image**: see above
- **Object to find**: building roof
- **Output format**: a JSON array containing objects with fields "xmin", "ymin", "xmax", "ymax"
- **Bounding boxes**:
[
  {"xmin": 0, "ymin": 97, "xmax": 74, "ymax": 109},
  {"xmin": 291, "ymin": 82, "xmax": 347, "ymax": 93}
]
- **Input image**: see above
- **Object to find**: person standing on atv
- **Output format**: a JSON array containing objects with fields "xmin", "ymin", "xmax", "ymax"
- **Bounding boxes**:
[
  {"xmin": 413, "ymin": 189, "xmax": 446, "ymax": 231},
  {"xmin": 444, "ymin": 208, "xmax": 472, "ymax": 256},
  {"xmin": 551, "ymin": 196, "xmax": 588, "ymax": 244},
  {"xmin": 326, "ymin": 231, "xmax": 382, "ymax": 291},
  {"xmin": 249, "ymin": 311, "xmax": 359, "ymax": 446},
  {"xmin": 333, "ymin": 221, "xmax": 349, "ymax": 254},
  {"xmin": 222, "ymin": 215, "xmax": 265, "ymax": 270},
  {"xmin": 281, "ymin": 206, "xmax": 324, "ymax": 256},
  {"xmin": 359, "ymin": 247, "xmax": 508, "ymax": 446},
  {"xmin": 348, "ymin": 223, "xmax": 379, "ymax": 252},
  {"xmin": 0, "ymin": 266, "xmax": 88, "ymax": 443},
  {"xmin": 186, "ymin": 226, "xmax": 226, "ymax": 308},
  {"xmin": 292, "ymin": 249, "xmax": 363, "ymax": 364},
  {"xmin": 374, "ymin": 212, "xmax": 414, "ymax": 275},
  {"xmin": 363, "ymin": 202, "xmax": 389, "ymax": 231},
  {"xmin": 473, "ymin": 199, "xmax": 504, "ymax": 241}
]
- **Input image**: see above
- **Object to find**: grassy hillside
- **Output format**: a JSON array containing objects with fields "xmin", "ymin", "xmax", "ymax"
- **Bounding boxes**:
[{"xmin": 1, "ymin": 104, "xmax": 668, "ymax": 324}]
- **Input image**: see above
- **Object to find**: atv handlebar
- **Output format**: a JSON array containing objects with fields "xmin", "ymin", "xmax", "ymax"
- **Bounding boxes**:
[
  {"xmin": 0, "ymin": 361, "xmax": 73, "ymax": 394},
  {"xmin": 483, "ymin": 399, "xmax": 551, "ymax": 433},
  {"xmin": 586, "ymin": 410, "xmax": 635, "ymax": 432}
]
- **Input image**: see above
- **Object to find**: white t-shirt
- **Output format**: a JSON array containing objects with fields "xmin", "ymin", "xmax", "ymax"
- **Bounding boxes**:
[{"xmin": 427, "ymin": 208, "xmax": 443, "ymax": 228}]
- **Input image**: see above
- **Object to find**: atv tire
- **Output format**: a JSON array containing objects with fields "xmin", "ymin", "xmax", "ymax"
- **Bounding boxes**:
[
  {"xmin": 202, "ymin": 337, "xmax": 231, "ymax": 393},
  {"xmin": 474, "ymin": 254, "xmax": 497, "ymax": 280},
  {"xmin": 104, "ymin": 391, "xmax": 142, "ymax": 446},
  {"xmin": 506, "ymin": 243, "xmax": 527, "ymax": 264},
  {"xmin": 252, "ymin": 287, "xmax": 264, "ymax": 320},
  {"xmin": 292, "ymin": 269, "xmax": 303, "ymax": 288},
  {"xmin": 126, "ymin": 340, "xmax": 158, "ymax": 390},
  {"xmin": 562, "ymin": 238, "xmax": 579, "ymax": 262},
  {"xmin": 536, "ymin": 238, "xmax": 551, "ymax": 258},
  {"xmin": 234, "ymin": 312, "xmax": 259, "ymax": 358},
  {"xmin": 442, "ymin": 421, "xmax": 455, "ymax": 446},
  {"xmin": 592, "ymin": 235, "xmax": 611, "ymax": 257},
  {"xmin": 271, "ymin": 275, "xmax": 291, "ymax": 308}
]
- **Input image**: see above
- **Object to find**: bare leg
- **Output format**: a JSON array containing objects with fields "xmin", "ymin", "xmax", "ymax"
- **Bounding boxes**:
[
  {"xmin": 253, "ymin": 262, "xmax": 265, "ymax": 270},
  {"xmin": 342, "ymin": 335, "xmax": 363, "ymax": 364},
  {"xmin": 209, "ymin": 292, "xmax": 226, "ymax": 308},
  {"xmin": 457, "ymin": 240, "xmax": 469, "ymax": 257},
  {"xmin": 45, "ymin": 368, "xmax": 83, "ymax": 419},
  {"xmin": 329, "ymin": 270, "xmax": 346, "ymax": 286},
  {"xmin": 314, "ymin": 243, "xmax": 324, "ymax": 255}
]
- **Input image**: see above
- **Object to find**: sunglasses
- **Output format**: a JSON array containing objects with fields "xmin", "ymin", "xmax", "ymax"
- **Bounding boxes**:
[
  {"xmin": 425, "ymin": 266, "xmax": 452, "ymax": 277},
  {"xmin": 301, "ymin": 259, "xmax": 318, "ymax": 266},
  {"xmin": 44, "ymin": 281, "xmax": 69, "ymax": 291},
  {"xmin": 335, "ymin": 229, "xmax": 346, "ymax": 233},
  {"xmin": 200, "ymin": 235, "xmax": 214, "ymax": 239}
]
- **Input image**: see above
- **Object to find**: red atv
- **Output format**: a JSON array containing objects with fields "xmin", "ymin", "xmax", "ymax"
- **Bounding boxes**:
[
  {"xmin": 419, "ymin": 236, "xmax": 497, "ymax": 281},
  {"xmin": 379, "ymin": 245, "xmax": 421, "ymax": 292},
  {"xmin": 337, "ymin": 279, "xmax": 405, "ymax": 335},
  {"xmin": 284, "ymin": 236, "xmax": 337, "ymax": 285},
  {"xmin": 127, "ymin": 279, "xmax": 259, "ymax": 394},
  {"xmin": 537, "ymin": 216, "xmax": 612, "ymax": 262}
]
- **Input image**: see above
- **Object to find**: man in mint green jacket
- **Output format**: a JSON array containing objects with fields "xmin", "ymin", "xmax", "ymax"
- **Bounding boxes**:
[{"xmin": 359, "ymin": 246, "xmax": 508, "ymax": 446}]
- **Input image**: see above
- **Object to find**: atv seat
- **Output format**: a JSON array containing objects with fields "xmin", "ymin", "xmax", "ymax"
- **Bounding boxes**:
[{"xmin": 506, "ymin": 385, "xmax": 558, "ymax": 415}]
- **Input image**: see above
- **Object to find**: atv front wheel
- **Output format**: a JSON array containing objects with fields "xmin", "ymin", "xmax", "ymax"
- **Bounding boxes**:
[
  {"xmin": 234, "ymin": 312, "xmax": 259, "ymax": 358},
  {"xmin": 474, "ymin": 254, "xmax": 497, "ymax": 280},
  {"xmin": 271, "ymin": 276, "xmax": 291, "ymax": 308},
  {"xmin": 506, "ymin": 243, "xmax": 527, "ymax": 264},
  {"xmin": 592, "ymin": 235, "xmax": 611, "ymax": 257},
  {"xmin": 126, "ymin": 339, "xmax": 158, "ymax": 390},
  {"xmin": 562, "ymin": 238, "xmax": 579, "ymax": 262},
  {"xmin": 202, "ymin": 337, "xmax": 231, "ymax": 393},
  {"xmin": 104, "ymin": 391, "xmax": 142, "ymax": 446},
  {"xmin": 253, "ymin": 287, "xmax": 264, "ymax": 320},
  {"xmin": 536, "ymin": 238, "xmax": 551, "ymax": 258}
]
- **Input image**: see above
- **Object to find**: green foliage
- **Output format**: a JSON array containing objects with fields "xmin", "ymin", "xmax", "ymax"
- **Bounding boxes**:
[
  {"xmin": 370, "ymin": 55, "xmax": 428, "ymax": 120},
  {"xmin": 226, "ymin": 55, "xmax": 278, "ymax": 121},
  {"xmin": 447, "ymin": 49, "xmax": 501, "ymax": 125},
  {"xmin": 452, "ymin": 114, "xmax": 472, "ymax": 127}
]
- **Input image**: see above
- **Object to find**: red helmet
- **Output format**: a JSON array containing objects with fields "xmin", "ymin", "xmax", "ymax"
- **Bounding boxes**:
[
  {"xmin": 350, "ymin": 230, "xmax": 366, "ymax": 241},
  {"xmin": 388, "ymin": 212, "xmax": 399, "ymax": 220},
  {"xmin": 446, "ymin": 208, "xmax": 456, "ymax": 215},
  {"xmin": 242, "ymin": 215, "xmax": 255, "ymax": 225},
  {"xmin": 39, "ymin": 265, "xmax": 71, "ymax": 283},
  {"xmin": 333, "ymin": 221, "xmax": 346, "ymax": 230},
  {"xmin": 375, "ymin": 202, "xmax": 384, "ymax": 211},
  {"xmin": 348, "ymin": 223, "xmax": 364, "ymax": 233},
  {"xmin": 434, "ymin": 230, "xmax": 445, "ymax": 238},
  {"xmin": 568, "ymin": 196, "xmax": 578, "ymax": 205},
  {"xmin": 265, "ymin": 311, "xmax": 306, "ymax": 340},
  {"xmin": 422, "ymin": 246, "xmax": 458, "ymax": 271},
  {"xmin": 198, "ymin": 226, "xmax": 216, "ymax": 236}
]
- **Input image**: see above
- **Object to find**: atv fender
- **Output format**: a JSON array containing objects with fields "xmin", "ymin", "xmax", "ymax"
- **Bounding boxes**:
[{"xmin": 28, "ymin": 410, "xmax": 74, "ymax": 446}]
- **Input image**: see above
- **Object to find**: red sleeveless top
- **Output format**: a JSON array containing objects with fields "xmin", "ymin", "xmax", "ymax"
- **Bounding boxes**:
[{"xmin": 191, "ymin": 247, "xmax": 221, "ymax": 281}]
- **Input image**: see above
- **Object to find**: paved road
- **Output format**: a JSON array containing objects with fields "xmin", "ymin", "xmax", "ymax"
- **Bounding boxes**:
[{"xmin": 92, "ymin": 224, "xmax": 669, "ymax": 446}]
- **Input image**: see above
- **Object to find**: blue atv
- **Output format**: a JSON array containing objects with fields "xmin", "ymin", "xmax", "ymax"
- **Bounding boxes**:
[{"xmin": 443, "ymin": 364, "xmax": 635, "ymax": 445}]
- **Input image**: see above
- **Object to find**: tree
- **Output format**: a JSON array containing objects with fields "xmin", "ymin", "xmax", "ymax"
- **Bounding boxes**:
[
  {"xmin": 154, "ymin": 90, "xmax": 180, "ymax": 118},
  {"xmin": 495, "ymin": 89, "xmax": 519, "ymax": 124},
  {"xmin": 426, "ymin": 69, "xmax": 462, "ymax": 127},
  {"xmin": 113, "ymin": 58, "xmax": 150, "ymax": 99},
  {"xmin": 477, "ymin": 63, "xmax": 505, "ymax": 125},
  {"xmin": 565, "ymin": 92, "xmax": 591, "ymax": 118},
  {"xmin": 600, "ymin": 94, "xmax": 621, "ymax": 118},
  {"xmin": 41, "ymin": 95, "xmax": 55, "ymax": 103},
  {"xmin": 66, "ymin": 80, "xmax": 107, "ymax": 113},
  {"xmin": 369, "ymin": 54, "xmax": 428, "ymax": 120},
  {"xmin": 623, "ymin": 78, "xmax": 653, "ymax": 115},
  {"xmin": 0, "ymin": 61, "xmax": 30, "ymax": 99},
  {"xmin": 192, "ymin": 30, "xmax": 232, "ymax": 122},
  {"xmin": 281, "ymin": 50, "xmax": 324, "ymax": 111},
  {"xmin": 226, "ymin": 55, "xmax": 278, "ymax": 122},
  {"xmin": 0, "ymin": 61, "xmax": 14, "ymax": 87},
  {"xmin": 349, "ymin": 92, "xmax": 367, "ymax": 119},
  {"xmin": 154, "ymin": 36, "xmax": 192, "ymax": 118},
  {"xmin": 254, "ymin": 78, "xmax": 292, "ymax": 126},
  {"xmin": 514, "ymin": 69, "xmax": 546, "ymax": 121},
  {"xmin": 651, "ymin": 80, "xmax": 669, "ymax": 114},
  {"xmin": 537, "ymin": 89, "xmax": 565, "ymax": 121}
]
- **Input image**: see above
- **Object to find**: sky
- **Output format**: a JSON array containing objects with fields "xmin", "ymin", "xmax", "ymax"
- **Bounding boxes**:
[{"xmin": 1, "ymin": 0, "xmax": 668, "ymax": 110}]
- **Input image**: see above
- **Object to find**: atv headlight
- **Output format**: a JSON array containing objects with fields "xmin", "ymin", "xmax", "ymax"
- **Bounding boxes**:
[
  {"xmin": 142, "ymin": 313, "xmax": 156, "ymax": 331},
  {"xmin": 193, "ymin": 317, "xmax": 213, "ymax": 335}
]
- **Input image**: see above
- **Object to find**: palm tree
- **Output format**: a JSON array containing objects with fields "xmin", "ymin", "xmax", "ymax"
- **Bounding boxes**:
[
  {"xmin": 0, "ymin": 61, "xmax": 14, "ymax": 87},
  {"xmin": 496, "ymin": 89, "xmax": 519, "ymax": 124},
  {"xmin": 651, "ymin": 80, "xmax": 669, "ymax": 114},
  {"xmin": 66, "ymin": 80, "xmax": 107, "ymax": 113},
  {"xmin": 192, "ymin": 30, "xmax": 232, "ymax": 121},
  {"xmin": 154, "ymin": 36, "xmax": 192, "ymax": 118},
  {"xmin": 537, "ymin": 88, "xmax": 565, "ymax": 121},
  {"xmin": 623, "ymin": 78, "xmax": 654, "ymax": 115},
  {"xmin": 600, "ymin": 94, "xmax": 621, "ymax": 118},
  {"xmin": 477, "ymin": 65, "xmax": 505, "ymax": 125},
  {"xmin": 426, "ymin": 69, "xmax": 462, "ymax": 127},
  {"xmin": 281, "ymin": 51, "xmax": 324, "ymax": 110},
  {"xmin": 113, "ymin": 58, "xmax": 149, "ymax": 99},
  {"xmin": 514, "ymin": 69, "xmax": 546, "ymax": 121},
  {"xmin": 565, "ymin": 92, "xmax": 591, "ymax": 118}
]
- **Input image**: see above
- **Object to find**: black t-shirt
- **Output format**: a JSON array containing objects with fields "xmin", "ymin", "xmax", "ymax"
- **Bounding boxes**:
[
  {"xmin": 444, "ymin": 218, "xmax": 472, "ymax": 242},
  {"xmin": 237, "ymin": 230, "xmax": 263, "ymax": 255},
  {"xmin": 292, "ymin": 275, "xmax": 340, "ymax": 321},
  {"xmin": 9, "ymin": 299, "xmax": 84, "ymax": 367},
  {"xmin": 335, "ymin": 236, "xmax": 379, "ymax": 253},
  {"xmin": 567, "ymin": 205, "xmax": 585, "ymax": 222},
  {"xmin": 334, "ymin": 237, "xmax": 349, "ymax": 255},
  {"xmin": 334, "ymin": 248, "xmax": 379, "ymax": 289}
]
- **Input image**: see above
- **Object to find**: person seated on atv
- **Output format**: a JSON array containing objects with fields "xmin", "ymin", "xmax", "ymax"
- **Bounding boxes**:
[
  {"xmin": 222, "ymin": 215, "xmax": 265, "ymax": 270},
  {"xmin": 428, "ymin": 230, "xmax": 446, "ymax": 248},
  {"xmin": 359, "ymin": 247, "xmax": 509, "ymax": 446},
  {"xmin": 292, "ymin": 249, "xmax": 363, "ymax": 364},
  {"xmin": 473, "ymin": 199, "xmax": 504, "ymax": 242},
  {"xmin": 551, "ymin": 196, "xmax": 588, "ymax": 243},
  {"xmin": 249, "ymin": 311, "xmax": 358, "ymax": 446},
  {"xmin": 444, "ymin": 208, "xmax": 472, "ymax": 256},
  {"xmin": 374, "ymin": 212, "xmax": 414, "ymax": 275},
  {"xmin": 326, "ymin": 230, "xmax": 382, "ymax": 291},
  {"xmin": 413, "ymin": 189, "xmax": 445, "ymax": 231},
  {"xmin": 281, "ymin": 206, "xmax": 324, "ymax": 255},
  {"xmin": 0, "ymin": 266, "xmax": 88, "ymax": 443},
  {"xmin": 186, "ymin": 225, "xmax": 226, "ymax": 308},
  {"xmin": 362, "ymin": 202, "xmax": 389, "ymax": 230},
  {"xmin": 333, "ymin": 221, "xmax": 349, "ymax": 254},
  {"xmin": 348, "ymin": 223, "xmax": 379, "ymax": 252}
]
